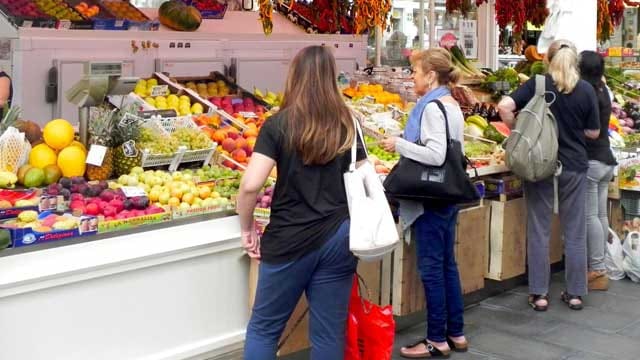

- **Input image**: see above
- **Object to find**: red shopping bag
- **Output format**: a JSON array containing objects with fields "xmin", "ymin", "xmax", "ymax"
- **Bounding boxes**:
[{"xmin": 344, "ymin": 275, "xmax": 395, "ymax": 360}]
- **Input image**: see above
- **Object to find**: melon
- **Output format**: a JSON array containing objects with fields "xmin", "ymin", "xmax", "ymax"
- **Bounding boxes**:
[
  {"xmin": 490, "ymin": 122, "xmax": 511, "ymax": 137},
  {"xmin": 57, "ymin": 146, "xmax": 86, "ymax": 177},
  {"xmin": 159, "ymin": 0, "xmax": 202, "ymax": 32},
  {"xmin": 43, "ymin": 119, "xmax": 75, "ymax": 150},
  {"xmin": 29, "ymin": 143, "xmax": 57, "ymax": 169}
]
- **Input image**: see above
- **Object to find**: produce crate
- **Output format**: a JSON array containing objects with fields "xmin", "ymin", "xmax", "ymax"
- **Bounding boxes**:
[
  {"xmin": 1, "ymin": 214, "xmax": 98, "ymax": 248},
  {"xmin": 65, "ymin": 0, "xmax": 128, "ymax": 30},
  {"xmin": 168, "ymin": 71, "xmax": 272, "ymax": 109},
  {"xmin": 486, "ymin": 197, "xmax": 527, "ymax": 281},
  {"xmin": 484, "ymin": 174, "xmax": 523, "ymax": 201},
  {"xmin": 139, "ymin": 114, "xmax": 217, "ymax": 172},
  {"xmin": 0, "ymin": 1, "xmax": 57, "ymax": 28},
  {"xmin": 100, "ymin": 0, "xmax": 158, "ymax": 30},
  {"xmin": 180, "ymin": 0, "xmax": 227, "ymax": 19},
  {"xmin": 0, "ymin": 194, "xmax": 63, "ymax": 220},
  {"xmin": 391, "ymin": 205, "xmax": 489, "ymax": 316}
]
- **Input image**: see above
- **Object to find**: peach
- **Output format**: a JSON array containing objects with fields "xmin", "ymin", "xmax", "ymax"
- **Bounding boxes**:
[
  {"xmin": 222, "ymin": 138, "xmax": 236, "ymax": 153},
  {"xmin": 235, "ymin": 137, "xmax": 247, "ymax": 150},
  {"xmin": 212, "ymin": 130, "xmax": 227, "ymax": 143},
  {"xmin": 232, "ymin": 149, "xmax": 247, "ymax": 163},
  {"xmin": 244, "ymin": 127, "xmax": 259, "ymax": 138},
  {"xmin": 245, "ymin": 136, "xmax": 257, "ymax": 149}
]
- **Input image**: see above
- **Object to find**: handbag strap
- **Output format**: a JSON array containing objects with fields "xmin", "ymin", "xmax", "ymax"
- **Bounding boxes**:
[
  {"xmin": 349, "ymin": 115, "xmax": 368, "ymax": 172},
  {"xmin": 428, "ymin": 99, "xmax": 452, "ymax": 145}
]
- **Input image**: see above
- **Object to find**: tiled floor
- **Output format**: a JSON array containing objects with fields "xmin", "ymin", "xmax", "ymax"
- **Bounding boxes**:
[{"xmin": 393, "ymin": 273, "xmax": 640, "ymax": 360}]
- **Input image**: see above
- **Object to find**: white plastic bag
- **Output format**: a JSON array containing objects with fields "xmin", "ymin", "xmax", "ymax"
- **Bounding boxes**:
[
  {"xmin": 622, "ymin": 231, "xmax": 640, "ymax": 283},
  {"xmin": 344, "ymin": 118, "xmax": 399, "ymax": 262},
  {"xmin": 605, "ymin": 228, "xmax": 626, "ymax": 281}
]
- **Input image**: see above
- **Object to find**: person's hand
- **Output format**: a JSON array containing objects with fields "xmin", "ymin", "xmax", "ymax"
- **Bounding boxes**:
[
  {"xmin": 381, "ymin": 137, "xmax": 398, "ymax": 153},
  {"xmin": 241, "ymin": 228, "xmax": 261, "ymax": 259}
]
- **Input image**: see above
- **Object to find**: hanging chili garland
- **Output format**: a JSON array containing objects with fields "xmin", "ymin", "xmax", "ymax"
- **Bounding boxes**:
[
  {"xmin": 495, "ymin": 0, "xmax": 526, "ymax": 35},
  {"xmin": 525, "ymin": 0, "xmax": 549, "ymax": 28},
  {"xmin": 598, "ymin": 0, "xmax": 614, "ymax": 42},
  {"xmin": 258, "ymin": 0, "xmax": 273, "ymax": 35},
  {"xmin": 475, "ymin": 0, "xmax": 488, "ymax": 6},
  {"xmin": 609, "ymin": 0, "xmax": 625, "ymax": 28},
  {"xmin": 624, "ymin": 0, "xmax": 640, "ymax": 6},
  {"xmin": 353, "ymin": 0, "xmax": 392, "ymax": 35}
]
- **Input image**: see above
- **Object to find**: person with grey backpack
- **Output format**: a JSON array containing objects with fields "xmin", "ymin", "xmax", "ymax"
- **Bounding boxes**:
[{"xmin": 497, "ymin": 40, "xmax": 600, "ymax": 311}]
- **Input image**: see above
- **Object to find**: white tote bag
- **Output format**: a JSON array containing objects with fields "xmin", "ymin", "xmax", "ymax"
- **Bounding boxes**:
[{"xmin": 343, "ymin": 118, "xmax": 399, "ymax": 261}]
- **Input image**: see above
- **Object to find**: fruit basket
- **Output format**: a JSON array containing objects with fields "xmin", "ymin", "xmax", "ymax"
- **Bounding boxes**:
[
  {"xmin": 65, "ymin": 0, "xmax": 127, "ymax": 30},
  {"xmin": 138, "ymin": 114, "xmax": 217, "ymax": 172},
  {"xmin": 180, "ymin": 0, "xmax": 227, "ymax": 19},
  {"xmin": 0, "ymin": 0, "xmax": 57, "ymax": 28},
  {"xmin": 31, "ymin": 0, "xmax": 94, "ymax": 29},
  {"xmin": 100, "ymin": 0, "xmax": 158, "ymax": 31}
]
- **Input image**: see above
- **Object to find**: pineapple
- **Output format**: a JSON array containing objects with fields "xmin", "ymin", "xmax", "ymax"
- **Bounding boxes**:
[
  {"xmin": 86, "ymin": 107, "xmax": 116, "ymax": 180},
  {"xmin": 0, "ymin": 106, "xmax": 21, "ymax": 134},
  {"xmin": 112, "ymin": 110, "xmax": 142, "ymax": 177}
]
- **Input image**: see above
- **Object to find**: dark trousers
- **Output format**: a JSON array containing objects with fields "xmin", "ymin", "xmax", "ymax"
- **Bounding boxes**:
[
  {"xmin": 414, "ymin": 206, "xmax": 465, "ymax": 342},
  {"xmin": 244, "ymin": 221, "xmax": 357, "ymax": 360},
  {"xmin": 525, "ymin": 170, "xmax": 588, "ymax": 296}
]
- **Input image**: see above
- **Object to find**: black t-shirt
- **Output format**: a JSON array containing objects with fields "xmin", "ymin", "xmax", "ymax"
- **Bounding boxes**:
[
  {"xmin": 586, "ymin": 84, "xmax": 616, "ymax": 165},
  {"xmin": 510, "ymin": 75, "xmax": 600, "ymax": 172},
  {"xmin": 254, "ymin": 112, "xmax": 367, "ymax": 263}
]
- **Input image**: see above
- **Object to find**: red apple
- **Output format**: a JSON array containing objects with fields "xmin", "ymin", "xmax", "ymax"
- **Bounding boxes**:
[{"xmin": 85, "ymin": 203, "xmax": 100, "ymax": 216}]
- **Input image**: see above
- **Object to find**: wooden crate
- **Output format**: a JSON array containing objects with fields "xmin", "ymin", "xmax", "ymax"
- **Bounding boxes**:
[
  {"xmin": 248, "ymin": 258, "xmax": 384, "ymax": 356},
  {"xmin": 486, "ymin": 198, "xmax": 527, "ymax": 281},
  {"xmin": 392, "ymin": 205, "xmax": 489, "ymax": 316}
]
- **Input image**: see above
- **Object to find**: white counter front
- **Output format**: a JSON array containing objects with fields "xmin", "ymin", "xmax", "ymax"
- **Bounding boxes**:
[{"xmin": 0, "ymin": 215, "xmax": 248, "ymax": 360}]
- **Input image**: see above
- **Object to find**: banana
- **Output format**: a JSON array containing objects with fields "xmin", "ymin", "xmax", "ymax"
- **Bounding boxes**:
[
  {"xmin": 254, "ymin": 87, "xmax": 265, "ymax": 99},
  {"xmin": 466, "ymin": 115, "xmax": 488, "ymax": 130}
]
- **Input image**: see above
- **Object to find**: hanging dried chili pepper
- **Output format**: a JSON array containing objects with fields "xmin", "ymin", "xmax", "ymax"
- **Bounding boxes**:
[
  {"xmin": 624, "ymin": 0, "xmax": 640, "ymax": 6},
  {"xmin": 258, "ymin": 0, "xmax": 273, "ymax": 35},
  {"xmin": 598, "ymin": 0, "xmax": 614, "ymax": 42},
  {"xmin": 353, "ymin": 0, "xmax": 392, "ymax": 34},
  {"xmin": 525, "ymin": 0, "xmax": 549, "ymax": 28},
  {"xmin": 475, "ymin": 0, "xmax": 488, "ymax": 6},
  {"xmin": 609, "ymin": 0, "xmax": 625, "ymax": 28}
]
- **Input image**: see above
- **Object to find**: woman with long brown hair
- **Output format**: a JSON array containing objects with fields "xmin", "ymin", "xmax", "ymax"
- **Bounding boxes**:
[{"xmin": 237, "ymin": 45, "xmax": 366, "ymax": 359}]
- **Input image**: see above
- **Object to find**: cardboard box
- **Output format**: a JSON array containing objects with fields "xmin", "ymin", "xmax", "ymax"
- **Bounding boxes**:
[
  {"xmin": 98, "ymin": 211, "xmax": 171, "ymax": 234},
  {"xmin": 2, "ymin": 215, "xmax": 98, "ymax": 248}
]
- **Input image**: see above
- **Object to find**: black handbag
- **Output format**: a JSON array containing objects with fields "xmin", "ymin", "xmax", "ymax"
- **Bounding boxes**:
[{"xmin": 383, "ymin": 100, "xmax": 480, "ymax": 204}]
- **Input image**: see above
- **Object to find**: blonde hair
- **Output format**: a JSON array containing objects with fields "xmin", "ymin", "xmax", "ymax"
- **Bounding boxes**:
[
  {"xmin": 547, "ymin": 40, "xmax": 580, "ymax": 94},
  {"xmin": 410, "ymin": 48, "xmax": 461, "ymax": 88},
  {"xmin": 280, "ymin": 46, "xmax": 354, "ymax": 165}
]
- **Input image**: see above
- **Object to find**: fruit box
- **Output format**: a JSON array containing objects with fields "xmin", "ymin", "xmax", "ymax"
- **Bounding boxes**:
[
  {"xmin": 1, "ymin": 215, "xmax": 98, "ymax": 248},
  {"xmin": 65, "ymin": 0, "xmax": 128, "ymax": 30},
  {"xmin": 0, "ymin": 194, "xmax": 63, "ymax": 220},
  {"xmin": 98, "ymin": 210, "xmax": 172, "ymax": 234},
  {"xmin": 180, "ymin": 0, "xmax": 227, "ymax": 19},
  {"xmin": 0, "ymin": 1, "xmax": 57, "ymax": 28},
  {"xmin": 100, "ymin": 0, "xmax": 158, "ymax": 31},
  {"xmin": 483, "ymin": 175, "xmax": 523, "ymax": 198},
  {"xmin": 169, "ymin": 72, "xmax": 271, "ymax": 109}
]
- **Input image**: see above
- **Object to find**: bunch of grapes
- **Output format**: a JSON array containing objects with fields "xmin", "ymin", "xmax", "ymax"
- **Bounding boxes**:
[
  {"xmin": 171, "ymin": 128, "xmax": 213, "ymax": 150},
  {"xmin": 138, "ymin": 128, "xmax": 180, "ymax": 155}
]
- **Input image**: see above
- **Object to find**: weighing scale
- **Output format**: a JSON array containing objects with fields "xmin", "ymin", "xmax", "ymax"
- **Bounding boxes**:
[{"xmin": 65, "ymin": 62, "xmax": 139, "ymax": 146}]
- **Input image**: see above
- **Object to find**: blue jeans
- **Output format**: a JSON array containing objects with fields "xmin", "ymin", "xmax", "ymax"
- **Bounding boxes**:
[
  {"xmin": 414, "ymin": 206, "xmax": 464, "ymax": 342},
  {"xmin": 244, "ymin": 221, "xmax": 357, "ymax": 360}
]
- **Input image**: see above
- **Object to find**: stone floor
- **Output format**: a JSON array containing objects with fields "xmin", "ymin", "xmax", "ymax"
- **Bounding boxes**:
[{"xmin": 393, "ymin": 272, "xmax": 640, "ymax": 360}]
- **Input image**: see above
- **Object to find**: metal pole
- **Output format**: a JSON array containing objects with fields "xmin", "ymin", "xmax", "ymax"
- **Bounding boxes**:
[
  {"xmin": 429, "ymin": 0, "xmax": 436, "ymax": 49},
  {"xmin": 78, "ymin": 106, "xmax": 90, "ymax": 146},
  {"xmin": 418, "ymin": 0, "xmax": 425, "ymax": 49}
]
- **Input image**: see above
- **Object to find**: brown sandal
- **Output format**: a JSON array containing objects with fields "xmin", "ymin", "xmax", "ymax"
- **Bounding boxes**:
[
  {"xmin": 528, "ymin": 294, "xmax": 549, "ymax": 312},
  {"xmin": 400, "ymin": 339, "xmax": 451, "ymax": 359},
  {"xmin": 447, "ymin": 337, "xmax": 468, "ymax": 352}
]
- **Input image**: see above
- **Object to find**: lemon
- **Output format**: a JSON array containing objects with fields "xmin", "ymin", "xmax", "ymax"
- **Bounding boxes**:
[
  {"xmin": 57, "ymin": 146, "xmax": 86, "ymax": 177},
  {"xmin": 43, "ymin": 119, "xmax": 75, "ymax": 150},
  {"xmin": 147, "ymin": 78, "xmax": 158, "ymax": 86},
  {"xmin": 145, "ymin": 97, "xmax": 156, "ymax": 107},
  {"xmin": 191, "ymin": 103, "xmax": 204, "ymax": 115},
  {"xmin": 29, "ymin": 143, "xmax": 58, "ymax": 168}
]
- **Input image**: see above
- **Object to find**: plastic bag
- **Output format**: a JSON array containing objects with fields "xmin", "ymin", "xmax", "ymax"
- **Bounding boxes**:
[
  {"xmin": 605, "ymin": 228, "xmax": 627, "ymax": 281},
  {"xmin": 344, "ymin": 276, "xmax": 395, "ymax": 360},
  {"xmin": 622, "ymin": 231, "xmax": 640, "ymax": 282}
]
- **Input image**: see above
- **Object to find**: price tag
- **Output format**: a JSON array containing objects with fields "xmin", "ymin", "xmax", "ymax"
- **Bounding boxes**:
[
  {"xmin": 363, "ymin": 95, "xmax": 376, "ymax": 103},
  {"xmin": 239, "ymin": 111, "xmax": 258, "ymax": 118},
  {"xmin": 115, "ymin": 20, "xmax": 125, "ymax": 28},
  {"xmin": 121, "ymin": 186, "xmax": 147, "ymax": 198},
  {"xmin": 22, "ymin": 20, "xmax": 33, "ymax": 28},
  {"xmin": 86, "ymin": 144, "xmax": 108, "ymax": 166},
  {"xmin": 608, "ymin": 47, "xmax": 623, "ymax": 57},
  {"xmin": 150, "ymin": 85, "xmax": 169, "ymax": 97},
  {"xmin": 58, "ymin": 20, "xmax": 72, "ymax": 30},
  {"xmin": 138, "ymin": 109, "xmax": 177, "ymax": 119}
]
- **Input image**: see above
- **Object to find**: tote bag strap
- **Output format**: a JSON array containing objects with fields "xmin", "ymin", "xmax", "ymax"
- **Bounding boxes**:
[
  {"xmin": 349, "ymin": 115, "xmax": 368, "ymax": 171},
  {"xmin": 428, "ymin": 99, "xmax": 451, "ymax": 144}
]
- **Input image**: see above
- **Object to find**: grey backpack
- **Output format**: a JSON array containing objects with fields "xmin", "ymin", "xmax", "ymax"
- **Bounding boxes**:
[{"xmin": 505, "ymin": 75, "xmax": 559, "ymax": 182}]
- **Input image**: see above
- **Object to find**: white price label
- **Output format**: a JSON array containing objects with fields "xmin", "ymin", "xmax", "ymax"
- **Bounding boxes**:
[
  {"xmin": 363, "ymin": 95, "xmax": 376, "ymax": 103},
  {"xmin": 86, "ymin": 145, "xmax": 108, "ymax": 166},
  {"xmin": 115, "ymin": 20, "xmax": 125, "ymax": 28},
  {"xmin": 22, "ymin": 20, "xmax": 33, "ymax": 28},
  {"xmin": 121, "ymin": 186, "xmax": 147, "ymax": 198},
  {"xmin": 239, "ymin": 111, "xmax": 258, "ymax": 118},
  {"xmin": 59, "ymin": 20, "xmax": 72, "ymax": 30},
  {"xmin": 150, "ymin": 85, "xmax": 169, "ymax": 97}
]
